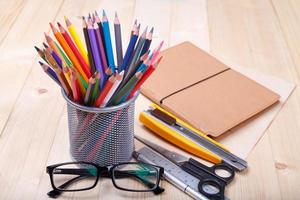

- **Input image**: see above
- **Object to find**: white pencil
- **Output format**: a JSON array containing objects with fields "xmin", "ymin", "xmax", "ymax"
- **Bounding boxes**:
[{"xmin": 101, "ymin": 71, "xmax": 124, "ymax": 107}]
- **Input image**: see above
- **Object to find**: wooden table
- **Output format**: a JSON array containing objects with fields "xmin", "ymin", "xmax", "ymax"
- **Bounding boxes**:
[{"xmin": 0, "ymin": 0, "xmax": 299, "ymax": 199}]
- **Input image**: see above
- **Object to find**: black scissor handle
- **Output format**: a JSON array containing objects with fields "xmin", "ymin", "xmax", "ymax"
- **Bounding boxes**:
[
  {"xmin": 188, "ymin": 158, "xmax": 235, "ymax": 184},
  {"xmin": 181, "ymin": 161, "xmax": 226, "ymax": 199},
  {"xmin": 210, "ymin": 161, "xmax": 235, "ymax": 184},
  {"xmin": 198, "ymin": 178, "xmax": 225, "ymax": 200}
]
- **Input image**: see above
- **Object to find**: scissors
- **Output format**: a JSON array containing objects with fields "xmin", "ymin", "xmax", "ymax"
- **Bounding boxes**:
[{"xmin": 135, "ymin": 135, "xmax": 235, "ymax": 200}]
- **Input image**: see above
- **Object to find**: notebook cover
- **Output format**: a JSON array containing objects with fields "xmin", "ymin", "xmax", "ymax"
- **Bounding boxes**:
[{"xmin": 141, "ymin": 42, "xmax": 280, "ymax": 137}]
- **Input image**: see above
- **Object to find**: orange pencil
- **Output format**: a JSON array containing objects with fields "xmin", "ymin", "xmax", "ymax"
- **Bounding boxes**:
[
  {"xmin": 94, "ymin": 75, "xmax": 116, "ymax": 107},
  {"xmin": 128, "ymin": 56, "xmax": 162, "ymax": 99},
  {"xmin": 50, "ymin": 22, "xmax": 89, "ymax": 83},
  {"xmin": 57, "ymin": 22, "xmax": 91, "ymax": 78}
]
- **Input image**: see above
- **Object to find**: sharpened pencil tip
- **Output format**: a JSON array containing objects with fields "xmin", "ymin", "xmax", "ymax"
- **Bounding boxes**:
[
  {"xmin": 64, "ymin": 16, "xmax": 71, "ymax": 26},
  {"xmin": 134, "ymin": 19, "xmax": 137, "ymax": 25},
  {"xmin": 49, "ymin": 22, "xmax": 54, "ymax": 29},
  {"xmin": 57, "ymin": 22, "xmax": 62, "ymax": 27},
  {"xmin": 42, "ymin": 42, "xmax": 49, "ymax": 48},
  {"xmin": 102, "ymin": 9, "xmax": 107, "ymax": 17},
  {"xmin": 156, "ymin": 56, "xmax": 163, "ymax": 65},
  {"xmin": 142, "ymin": 26, "xmax": 148, "ymax": 36},
  {"xmin": 38, "ymin": 61, "xmax": 44, "ymax": 66},
  {"xmin": 34, "ymin": 46, "xmax": 40, "ymax": 52},
  {"xmin": 95, "ymin": 10, "xmax": 98, "ymax": 16},
  {"xmin": 150, "ymin": 27, "xmax": 154, "ymax": 33}
]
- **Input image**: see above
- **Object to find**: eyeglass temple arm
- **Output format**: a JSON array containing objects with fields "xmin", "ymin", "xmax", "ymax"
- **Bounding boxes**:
[{"xmin": 47, "ymin": 175, "xmax": 88, "ymax": 198}]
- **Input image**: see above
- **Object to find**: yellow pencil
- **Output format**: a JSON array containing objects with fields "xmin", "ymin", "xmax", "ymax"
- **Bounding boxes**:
[{"xmin": 64, "ymin": 16, "xmax": 90, "ymax": 68}]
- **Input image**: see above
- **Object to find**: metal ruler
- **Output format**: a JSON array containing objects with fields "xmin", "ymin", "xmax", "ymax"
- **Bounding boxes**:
[{"xmin": 134, "ymin": 146, "xmax": 229, "ymax": 200}]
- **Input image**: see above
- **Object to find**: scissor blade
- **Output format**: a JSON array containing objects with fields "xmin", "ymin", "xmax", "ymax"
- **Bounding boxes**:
[{"xmin": 134, "ymin": 135, "xmax": 188, "ymax": 164}]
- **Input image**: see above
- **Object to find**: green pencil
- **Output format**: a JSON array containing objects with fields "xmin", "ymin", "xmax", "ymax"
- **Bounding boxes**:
[
  {"xmin": 55, "ymin": 41, "xmax": 72, "ymax": 67},
  {"xmin": 110, "ymin": 71, "xmax": 143, "ymax": 105},
  {"xmin": 91, "ymin": 72, "xmax": 100, "ymax": 105}
]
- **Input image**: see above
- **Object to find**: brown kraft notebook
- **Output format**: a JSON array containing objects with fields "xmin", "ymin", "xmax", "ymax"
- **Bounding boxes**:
[{"xmin": 141, "ymin": 41, "xmax": 280, "ymax": 137}]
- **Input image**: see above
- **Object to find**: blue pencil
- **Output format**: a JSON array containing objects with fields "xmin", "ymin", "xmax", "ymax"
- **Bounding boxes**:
[
  {"xmin": 119, "ymin": 26, "xmax": 139, "ymax": 71},
  {"xmin": 102, "ymin": 10, "xmax": 116, "ymax": 73}
]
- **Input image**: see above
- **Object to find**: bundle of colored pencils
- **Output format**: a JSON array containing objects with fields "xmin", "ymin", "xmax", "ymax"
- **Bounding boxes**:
[{"xmin": 35, "ymin": 10, "xmax": 163, "ymax": 107}]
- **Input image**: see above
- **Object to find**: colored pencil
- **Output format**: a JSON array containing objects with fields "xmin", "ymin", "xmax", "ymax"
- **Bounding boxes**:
[
  {"xmin": 43, "ymin": 48, "xmax": 60, "ymax": 69},
  {"xmin": 65, "ymin": 16, "xmax": 90, "ymax": 67},
  {"xmin": 43, "ymin": 43, "xmax": 62, "ymax": 68},
  {"xmin": 34, "ymin": 46, "xmax": 48, "ymax": 63},
  {"xmin": 101, "ymin": 71, "xmax": 124, "ymax": 107},
  {"xmin": 95, "ymin": 11, "xmax": 109, "ymax": 70},
  {"xmin": 54, "ymin": 40, "xmax": 73, "ymax": 67},
  {"xmin": 50, "ymin": 22, "xmax": 89, "ymax": 83},
  {"xmin": 126, "ymin": 23, "xmax": 140, "ymax": 66},
  {"xmin": 39, "ymin": 61, "xmax": 60, "ymax": 85},
  {"xmin": 45, "ymin": 33, "xmax": 67, "ymax": 65},
  {"xmin": 58, "ymin": 22, "xmax": 91, "ymax": 78},
  {"xmin": 54, "ymin": 66, "xmax": 72, "ymax": 97},
  {"xmin": 43, "ymin": 45, "xmax": 73, "ymax": 88},
  {"xmin": 119, "ymin": 25, "xmax": 139, "ymax": 71},
  {"xmin": 94, "ymin": 22, "xmax": 108, "ymax": 78},
  {"xmin": 95, "ymin": 11, "xmax": 107, "ymax": 61},
  {"xmin": 91, "ymin": 72, "xmax": 100, "ymax": 105},
  {"xmin": 110, "ymin": 71, "xmax": 143, "ymax": 105},
  {"xmin": 94, "ymin": 75, "xmax": 116, "ymax": 107},
  {"xmin": 150, "ymin": 40, "xmax": 164, "ymax": 65},
  {"xmin": 87, "ymin": 20, "xmax": 105, "ymax": 89},
  {"xmin": 70, "ymin": 69, "xmax": 82, "ymax": 103},
  {"xmin": 140, "ymin": 27, "xmax": 153, "ymax": 56},
  {"xmin": 136, "ymin": 54, "xmax": 151, "ymax": 72},
  {"xmin": 128, "ymin": 56, "xmax": 162, "ymax": 99},
  {"xmin": 114, "ymin": 12, "xmax": 123, "ymax": 68},
  {"xmin": 102, "ymin": 10, "xmax": 116, "ymax": 73},
  {"xmin": 131, "ymin": 19, "xmax": 137, "ymax": 36},
  {"xmin": 82, "ymin": 17, "xmax": 96, "ymax": 73},
  {"xmin": 123, "ymin": 48, "xmax": 149, "ymax": 84},
  {"xmin": 84, "ymin": 74, "xmax": 96, "ymax": 105},
  {"xmin": 130, "ymin": 26, "xmax": 147, "ymax": 65}
]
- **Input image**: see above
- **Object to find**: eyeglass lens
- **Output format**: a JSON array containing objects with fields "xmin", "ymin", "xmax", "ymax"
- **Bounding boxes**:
[
  {"xmin": 112, "ymin": 163, "xmax": 159, "ymax": 191},
  {"xmin": 52, "ymin": 163, "xmax": 98, "ymax": 191}
]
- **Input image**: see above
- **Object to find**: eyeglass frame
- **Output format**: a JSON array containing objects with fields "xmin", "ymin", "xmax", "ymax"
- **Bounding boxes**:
[{"xmin": 46, "ymin": 161, "xmax": 165, "ymax": 198}]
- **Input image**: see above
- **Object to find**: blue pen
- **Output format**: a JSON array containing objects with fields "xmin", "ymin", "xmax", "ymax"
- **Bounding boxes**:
[{"xmin": 102, "ymin": 10, "xmax": 116, "ymax": 73}]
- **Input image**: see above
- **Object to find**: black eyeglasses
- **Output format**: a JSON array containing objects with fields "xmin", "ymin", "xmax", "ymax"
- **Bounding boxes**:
[{"xmin": 46, "ymin": 161, "xmax": 165, "ymax": 198}]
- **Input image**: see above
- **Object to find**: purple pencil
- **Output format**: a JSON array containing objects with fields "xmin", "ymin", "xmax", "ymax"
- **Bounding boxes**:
[
  {"xmin": 94, "ymin": 13, "xmax": 109, "ymax": 73},
  {"xmin": 94, "ymin": 23, "xmax": 108, "ymax": 75},
  {"xmin": 87, "ymin": 20, "xmax": 105, "ymax": 89}
]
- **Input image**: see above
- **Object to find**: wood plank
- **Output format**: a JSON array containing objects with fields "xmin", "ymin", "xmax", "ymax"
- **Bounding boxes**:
[
  {"xmin": 265, "ymin": 1, "xmax": 300, "ymax": 198},
  {"xmin": 270, "ymin": 0, "xmax": 300, "ymax": 78},
  {"xmin": 0, "ymin": 0, "xmax": 27, "ymax": 44},
  {"xmin": 206, "ymin": 0, "xmax": 300, "ymax": 199},
  {"xmin": 0, "ymin": 0, "xmax": 64, "ymax": 136}
]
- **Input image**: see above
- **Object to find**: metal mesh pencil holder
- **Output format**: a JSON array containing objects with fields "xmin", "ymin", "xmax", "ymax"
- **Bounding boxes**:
[{"xmin": 62, "ymin": 90, "xmax": 138, "ymax": 166}]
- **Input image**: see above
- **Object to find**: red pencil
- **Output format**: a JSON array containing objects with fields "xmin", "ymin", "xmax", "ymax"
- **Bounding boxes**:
[
  {"xmin": 57, "ymin": 22, "xmax": 91, "ymax": 78},
  {"xmin": 94, "ymin": 75, "xmax": 116, "ymax": 107},
  {"xmin": 127, "ymin": 56, "xmax": 163, "ymax": 99}
]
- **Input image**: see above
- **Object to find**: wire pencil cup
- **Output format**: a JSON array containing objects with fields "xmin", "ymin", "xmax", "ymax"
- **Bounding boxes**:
[{"xmin": 62, "ymin": 91, "xmax": 138, "ymax": 166}]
